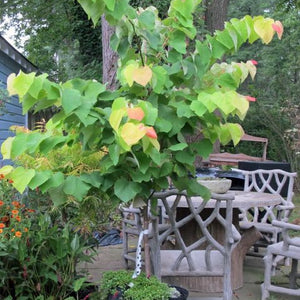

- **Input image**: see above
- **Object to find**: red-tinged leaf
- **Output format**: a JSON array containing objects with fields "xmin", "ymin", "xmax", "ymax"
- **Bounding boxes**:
[
  {"xmin": 250, "ymin": 60, "xmax": 258, "ymax": 65},
  {"xmin": 245, "ymin": 95, "xmax": 256, "ymax": 102},
  {"xmin": 127, "ymin": 107, "xmax": 145, "ymax": 121},
  {"xmin": 272, "ymin": 21, "xmax": 283, "ymax": 40},
  {"xmin": 145, "ymin": 127, "xmax": 157, "ymax": 139}
]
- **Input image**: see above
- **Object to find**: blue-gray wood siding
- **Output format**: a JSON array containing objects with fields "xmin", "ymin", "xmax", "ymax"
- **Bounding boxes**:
[{"xmin": 0, "ymin": 51, "xmax": 27, "ymax": 160}]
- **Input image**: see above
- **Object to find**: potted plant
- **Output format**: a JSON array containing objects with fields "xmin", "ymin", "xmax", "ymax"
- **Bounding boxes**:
[
  {"xmin": 0, "ymin": 0, "xmax": 283, "ymax": 286},
  {"xmin": 196, "ymin": 177, "xmax": 232, "ymax": 194},
  {"xmin": 99, "ymin": 270, "xmax": 188, "ymax": 300}
]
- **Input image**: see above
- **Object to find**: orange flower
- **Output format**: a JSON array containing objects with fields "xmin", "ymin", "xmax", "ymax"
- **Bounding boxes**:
[
  {"xmin": 0, "ymin": 200, "xmax": 4, "ymax": 206},
  {"xmin": 0, "ymin": 223, "xmax": 5, "ymax": 228},
  {"xmin": 11, "ymin": 228, "xmax": 15, "ymax": 232},
  {"xmin": 26, "ymin": 209, "xmax": 35, "ymax": 213},
  {"xmin": 0, "ymin": 174, "xmax": 5, "ymax": 179},
  {"xmin": 1, "ymin": 216, "xmax": 9, "ymax": 222},
  {"xmin": 24, "ymin": 227, "xmax": 28, "ymax": 232},
  {"xmin": 15, "ymin": 216, "xmax": 21, "ymax": 222},
  {"xmin": 11, "ymin": 210, "xmax": 19, "ymax": 215},
  {"xmin": 0, "ymin": 229, "xmax": 3, "ymax": 234},
  {"xmin": 12, "ymin": 201, "xmax": 21, "ymax": 208},
  {"xmin": 15, "ymin": 231, "xmax": 22, "ymax": 238},
  {"xmin": 8, "ymin": 179, "xmax": 14, "ymax": 184}
]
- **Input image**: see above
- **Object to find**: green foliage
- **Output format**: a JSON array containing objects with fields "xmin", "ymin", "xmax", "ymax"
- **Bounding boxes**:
[
  {"xmin": 100, "ymin": 270, "xmax": 171, "ymax": 300},
  {"xmin": 16, "ymin": 140, "xmax": 119, "ymax": 234},
  {"xmin": 0, "ymin": 1, "xmax": 283, "ymax": 208}
]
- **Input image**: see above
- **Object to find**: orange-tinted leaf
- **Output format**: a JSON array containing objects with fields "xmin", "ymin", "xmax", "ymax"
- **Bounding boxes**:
[
  {"xmin": 272, "ymin": 21, "xmax": 283, "ymax": 40},
  {"xmin": 145, "ymin": 126, "xmax": 157, "ymax": 139},
  {"xmin": 127, "ymin": 107, "xmax": 145, "ymax": 121},
  {"xmin": 132, "ymin": 66, "xmax": 152, "ymax": 86}
]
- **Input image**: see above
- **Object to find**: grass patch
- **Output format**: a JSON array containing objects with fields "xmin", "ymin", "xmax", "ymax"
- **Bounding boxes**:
[{"xmin": 288, "ymin": 192, "xmax": 300, "ymax": 236}]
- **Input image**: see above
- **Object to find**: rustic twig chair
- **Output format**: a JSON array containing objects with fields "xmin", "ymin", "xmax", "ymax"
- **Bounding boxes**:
[
  {"xmin": 261, "ymin": 220, "xmax": 300, "ymax": 299},
  {"xmin": 238, "ymin": 169, "xmax": 297, "ymax": 255},
  {"xmin": 121, "ymin": 190, "xmax": 240, "ymax": 300},
  {"xmin": 121, "ymin": 204, "xmax": 170, "ymax": 269}
]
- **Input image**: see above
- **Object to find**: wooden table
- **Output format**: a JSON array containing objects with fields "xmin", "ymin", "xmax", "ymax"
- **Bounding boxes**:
[{"xmin": 154, "ymin": 190, "xmax": 282, "ymax": 293}]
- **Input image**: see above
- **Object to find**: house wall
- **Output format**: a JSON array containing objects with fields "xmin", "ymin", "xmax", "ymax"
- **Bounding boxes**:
[{"xmin": 0, "ymin": 36, "xmax": 37, "ymax": 163}]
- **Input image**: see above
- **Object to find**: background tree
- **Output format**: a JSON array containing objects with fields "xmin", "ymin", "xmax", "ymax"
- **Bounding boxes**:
[
  {"xmin": 0, "ymin": 0, "xmax": 102, "ymax": 82},
  {"xmin": 226, "ymin": 0, "xmax": 299, "ymax": 179},
  {"xmin": 203, "ymin": 0, "xmax": 229, "ymax": 32},
  {"xmin": 1, "ymin": 0, "xmax": 298, "ymax": 177}
]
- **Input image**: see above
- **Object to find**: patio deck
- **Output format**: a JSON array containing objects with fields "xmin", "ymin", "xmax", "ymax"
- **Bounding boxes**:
[{"xmin": 79, "ymin": 238, "xmax": 299, "ymax": 300}]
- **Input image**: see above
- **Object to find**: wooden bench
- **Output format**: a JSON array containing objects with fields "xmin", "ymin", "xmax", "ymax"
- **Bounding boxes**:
[{"xmin": 207, "ymin": 134, "xmax": 269, "ymax": 166}]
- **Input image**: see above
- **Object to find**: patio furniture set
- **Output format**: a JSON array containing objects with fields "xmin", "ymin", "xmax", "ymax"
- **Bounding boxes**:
[{"xmin": 121, "ymin": 168, "xmax": 298, "ymax": 300}]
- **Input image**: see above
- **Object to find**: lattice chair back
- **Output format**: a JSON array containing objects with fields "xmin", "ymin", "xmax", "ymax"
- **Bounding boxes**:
[
  {"xmin": 242, "ymin": 169, "xmax": 297, "ymax": 222},
  {"xmin": 239, "ymin": 169, "xmax": 297, "ymax": 247},
  {"xmin": 149, "ymin": 190, "xmax": 240, "ymax": 300},
  {"xmin": 121, "ymin": 203, "xmax": 170, "ymax": 270}
]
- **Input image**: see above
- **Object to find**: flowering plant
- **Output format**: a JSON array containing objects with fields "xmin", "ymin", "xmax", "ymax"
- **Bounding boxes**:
[
  {"xmin": 0, "ymin": 176, "xmax": 98, "ymax": 299},
  {"xmin": 0, "ymin": 175, "xmax": 32, "ymax": 240}
]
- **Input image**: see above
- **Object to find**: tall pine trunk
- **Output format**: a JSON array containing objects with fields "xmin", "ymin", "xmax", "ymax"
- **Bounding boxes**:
[
  {"xmin": 204, "ymin": 0, "xmax": 229, "ymax": 32},
  {"xmin": 204, "ymin": 0, "xmax": 230, "ymax": 154},
  {"xmin": 101, "ymin": 15, "xmax": 118, "ymax": 90}
]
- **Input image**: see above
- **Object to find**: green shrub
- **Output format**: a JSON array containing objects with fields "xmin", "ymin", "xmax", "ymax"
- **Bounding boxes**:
[{"xmin": 100, "ymin": 270, "xmax": 171, "ymax": 300}]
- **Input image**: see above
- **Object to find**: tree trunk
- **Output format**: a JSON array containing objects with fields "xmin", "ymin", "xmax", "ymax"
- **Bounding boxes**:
[
  {"xmin": 203, "ymin": 0, "xmax": 230, "ymax": 154},
  {"xmin": 204, "ymin": 0, "xmax": 230, "ymax": 33},
  {"xmin": 101, "ymin": 15, "xmax": 118, "ymax": 90}
]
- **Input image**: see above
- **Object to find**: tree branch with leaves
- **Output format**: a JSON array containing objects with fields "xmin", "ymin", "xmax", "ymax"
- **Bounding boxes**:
[{"xmin": 1, "ymin": 0, "xmax": 283, "ymax": 277}]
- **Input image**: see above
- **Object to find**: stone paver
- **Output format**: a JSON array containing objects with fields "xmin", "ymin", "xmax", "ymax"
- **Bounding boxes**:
[{"xmin": 78, "ymin": 242, "xmax": 299, "ymax": 300}]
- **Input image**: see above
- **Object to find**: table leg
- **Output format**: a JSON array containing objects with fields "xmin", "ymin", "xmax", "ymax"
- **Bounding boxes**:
[{"xmin": 231, "ymin": 226, "xmax": 263, "ymax": 289}]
